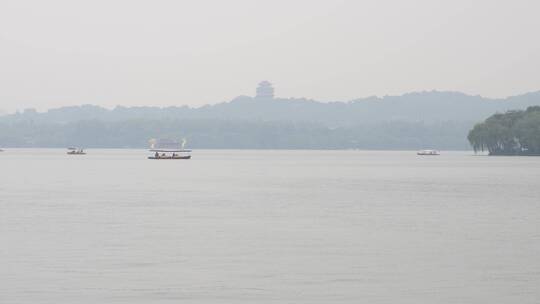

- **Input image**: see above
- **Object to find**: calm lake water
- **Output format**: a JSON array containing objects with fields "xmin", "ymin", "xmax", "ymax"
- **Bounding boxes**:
[{"xmin": 1, "ymin": 149, "xmax": 539, "ymax": 303}]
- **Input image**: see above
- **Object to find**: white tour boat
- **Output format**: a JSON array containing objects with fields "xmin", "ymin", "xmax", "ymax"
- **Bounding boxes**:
[{"xmin": 148, "ymin": 138, "xmax": 192, "ymax": 160}]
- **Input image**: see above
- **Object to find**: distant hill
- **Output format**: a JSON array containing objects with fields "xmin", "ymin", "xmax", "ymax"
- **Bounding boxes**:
[
  {"xmin": 2, "ymin": 91, "xmax": 539, "ymax": 126},
  {"xmin": 1, "ymin": 91, "xmax": 539, "ymax": 149}
]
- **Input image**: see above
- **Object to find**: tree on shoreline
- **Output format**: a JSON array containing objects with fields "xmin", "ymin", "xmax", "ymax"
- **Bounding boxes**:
[{"xmin": 468, "ymin": 106, "xmax": 540, "ymax": 155}]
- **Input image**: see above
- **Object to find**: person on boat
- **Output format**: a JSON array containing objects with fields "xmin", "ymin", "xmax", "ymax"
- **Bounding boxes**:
[{"xmin": 155, "ymin": 151, "xmax": 159, "ymax": 158}]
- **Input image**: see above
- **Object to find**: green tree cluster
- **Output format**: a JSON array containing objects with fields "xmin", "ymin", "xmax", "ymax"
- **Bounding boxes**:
[{"xmin": 468, "ymin": 106, "xmax": 540, "ymax": 155}]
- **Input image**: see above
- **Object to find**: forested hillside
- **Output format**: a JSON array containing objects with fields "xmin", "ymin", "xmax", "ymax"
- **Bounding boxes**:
[{"xmin": 1, "ymin": 91, "xmax": 539, "ymax": 149}]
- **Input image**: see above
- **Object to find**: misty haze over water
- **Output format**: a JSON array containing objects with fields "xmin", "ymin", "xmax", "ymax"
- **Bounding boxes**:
[{"xmin": 2, "ymin": 1, "xmax": 540, "ymax": 303}]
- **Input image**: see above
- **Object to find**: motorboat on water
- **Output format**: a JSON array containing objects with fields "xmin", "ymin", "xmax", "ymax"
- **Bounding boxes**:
[
  {"xmin": 417, "ymin": 149, "xmax": 440, "ymax": 156},
  {"xmin": 67, "ymin": 147, "xmax": 86, "ymax": 155},
  {"xmin": 148, "ymin": 149, "xmax": 191, "ymax": 159}
]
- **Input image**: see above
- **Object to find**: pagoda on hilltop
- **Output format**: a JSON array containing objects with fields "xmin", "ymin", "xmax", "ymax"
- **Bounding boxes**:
[{"xmin": 255, "ymin": 81, "xmax": 275, "ymax": 99}]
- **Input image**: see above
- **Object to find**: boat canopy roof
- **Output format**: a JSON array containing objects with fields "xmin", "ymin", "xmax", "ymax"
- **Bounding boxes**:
[{"xmin": 150, "ymin": 149, "xmax": 192, "ymax": 152}]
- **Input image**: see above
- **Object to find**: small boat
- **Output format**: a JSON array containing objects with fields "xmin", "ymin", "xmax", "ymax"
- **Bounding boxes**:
[
  {"xmin": 67, "ymin": 147, "xmax": 86, "ymax": 155},
  {"xmin": 417, "ymin": 149, "xmax": 440, "ymax": 156},
  {"xmin": 148, "ymin": 149, "xmax": 191, "ymax": 160},
  {"xmin": 148, "ymin": 138, "xmax": 191, "ymax": 159}
]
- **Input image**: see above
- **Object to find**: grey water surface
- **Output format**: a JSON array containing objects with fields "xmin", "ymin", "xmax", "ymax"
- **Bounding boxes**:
[{"xmin": 1, "ymin": 149, "xmax": 539, "ymax": 303}]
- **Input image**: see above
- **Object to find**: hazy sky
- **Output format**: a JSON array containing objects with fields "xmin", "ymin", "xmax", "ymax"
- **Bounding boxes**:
[{"xmin": 1, "ymin": 0, "xmax": 539, "ymax": 113}]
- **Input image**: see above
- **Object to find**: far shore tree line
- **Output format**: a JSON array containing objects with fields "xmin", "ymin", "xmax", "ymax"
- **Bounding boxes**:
[
  {"xmin": 1, "ymin": 102, "xmax": 539, "ymax": 154},
  {"xmin": 0, "ymin": 119, "xmax": 471, "ymax": 150},
  {"xmin": 468, "ymin": 106, "xmax": 540, "ymax": 155}
]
